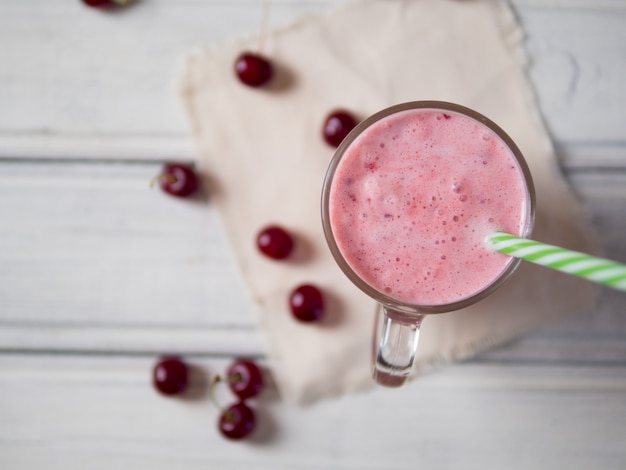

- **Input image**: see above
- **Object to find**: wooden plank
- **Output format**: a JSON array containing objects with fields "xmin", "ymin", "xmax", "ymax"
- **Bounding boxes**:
[
  {"xmin": 0, "ymin": 1, "xmax": 624, "ymax": 162},
  {"xmin": 0, "ymin": 161, "xmax": 255, "ymax": 327},
  {"xmin": 515, "ymin": 0, "xmax": 626, "ymax": 8},
  {"xmin": 0, "ymin": 324, "xmax": 263, "ymax": 356},
  {"xmin": 557, "ymin": 143, "xmax": 626, "ymax": 170},
  {"xmin": 567, "ymin": 170, "xmax": 626, "ymax": 199},
  {"xmin": 1, "ymin": 354, "xmax": 625, "ymax": 470},
  {"xmin": 518, "ymin": 8, "xmax": 626, "ymax": 144}
]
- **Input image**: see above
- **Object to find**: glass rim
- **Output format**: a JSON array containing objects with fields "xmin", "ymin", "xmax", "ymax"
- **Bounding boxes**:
[{"xmin": 321, "ymin": 100, "xmax": 536, "ymax": 315}]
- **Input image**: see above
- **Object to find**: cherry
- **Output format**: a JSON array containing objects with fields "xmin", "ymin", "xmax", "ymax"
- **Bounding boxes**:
[
  {"xmin": 154, "ymin": 163, "xmax": 199, "ymax": 198},
  {"xmin": 227, "ymin": 359, "xmax": 264, "ymax": 400},
  {"xmin": 152, "ymin": 356, "xmax": 189, "ymax": 396},
  {"xmin": 256, "ymin": 225, "xmax": 294, "ymax": 260},
  {"xmin": 82, "ymin": 0, "xmax": 112, "ymax": 6},
  {"xmin": 81, "ymin": 0, "xmax": 130, "ymax": 7},
  {"xmin": 219, "ymin": 402, "xmax": 256, "ymax": 440},
  {"xmin": 323, "ymin": 110, "xmax": 358, "ymax": 147},
  {"xmin": 209, "ymin": 375, "xmax": 257, "ymax": 441},
  {"xmin": 235, "ymin": 52, "xmax": 274, "ymax": 88},
  {"xmin": 289, "ymin": 284, "xmax": 325, "ymax": 322}
]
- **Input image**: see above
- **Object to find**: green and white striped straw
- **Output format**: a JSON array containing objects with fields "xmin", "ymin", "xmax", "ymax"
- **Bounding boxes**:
[{"xmin": 487, "ymin": 231, "xmax": 626, "ymax": 292}]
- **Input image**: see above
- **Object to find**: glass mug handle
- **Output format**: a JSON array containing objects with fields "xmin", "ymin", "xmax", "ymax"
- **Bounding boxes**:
[{"xmin": 372, "ymin": 307, "xmax": 425, "ymax": 387}]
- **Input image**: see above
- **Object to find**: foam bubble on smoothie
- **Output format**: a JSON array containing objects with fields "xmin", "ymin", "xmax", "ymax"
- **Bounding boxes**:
[{"xmin": 328, "ymin": 108, "xmax": 528, "ymax": 306}]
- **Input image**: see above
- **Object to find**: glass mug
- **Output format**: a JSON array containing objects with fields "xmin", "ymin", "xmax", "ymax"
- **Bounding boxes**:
[{"xmin": 321, "ymin": 101, "xmax": 535, "ymax": 387}]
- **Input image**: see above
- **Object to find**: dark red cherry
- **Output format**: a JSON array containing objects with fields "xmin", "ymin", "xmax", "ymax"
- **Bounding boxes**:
[
  {"xmin": 289, "ymin": 284, "xmax": 324, "ymax": 322},
  {"xmin": 152, "ymin": 356, "xmax": 189, "ymax": 396},
  {"xmin": 219, "ymin": 402, "xmax": 256, "ymax": 440},
  {"xmin": 82, "ymin": 0, "xmax": 112, "ymax": 6},
  {"xmin": 323, "ymin": 110, "xmax": 358, "ymax": 147},
  {"xmin": 81, "ymin": 0, "xmax": 130, "ymax": 7},
  {"xmin": 234, "ymin": 52, "xmax": 273, "ymax": 88},
  {"xmin": 256, "ymin": 225, "xmax": 294, "ymax": 260},
  {"xmin": 157, "ymin": 163, "xmax": 199, "ymax": 198},
  {"xmin": 227, "ymin": 359, "xmax": 264, "ymax": 400}
]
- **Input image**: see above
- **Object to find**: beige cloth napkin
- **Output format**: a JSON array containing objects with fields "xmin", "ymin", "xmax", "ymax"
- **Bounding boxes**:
[{"xmin": 180, "ymin": 0, "xmax": 600, "ymax": 404}]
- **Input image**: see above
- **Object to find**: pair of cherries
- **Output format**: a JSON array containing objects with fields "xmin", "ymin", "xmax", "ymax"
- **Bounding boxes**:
[
  {"xmin": 151, "ymin": 116, "xmax": 357, "ymax": 198},
  {"xmin": 153, "ymin": 357, "xmax": 264, "ymax": 440},
  {"xmin": 257, "ymin": 226, "xmax": 325, "ymax": 323},
  {"xmin": 235, "ymin": 52, "xmax": 357, "ymax": 148}
]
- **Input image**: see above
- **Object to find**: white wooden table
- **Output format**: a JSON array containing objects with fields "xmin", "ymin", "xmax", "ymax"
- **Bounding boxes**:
[{"xmin": 1, "ymin": 1, "xmax": 626, "ymax": 468}]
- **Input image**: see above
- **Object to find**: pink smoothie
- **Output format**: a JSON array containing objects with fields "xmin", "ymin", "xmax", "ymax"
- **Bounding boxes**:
[{"xmin": 328, "ymin": 108, "xmax": 530, "ymax": 306}]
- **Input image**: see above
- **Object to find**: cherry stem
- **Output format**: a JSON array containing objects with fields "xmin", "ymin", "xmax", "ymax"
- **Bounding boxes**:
[
  {"xmin": 149, "ymin": 173, "xmax": 177, "ymax": 189},
  {"xmin": 208, "ymin": 375, "xmax": 226, "ymax": 413},
  {"xmin": 228, "ymin": 372, "xmax": 243, "ymax": 384}
]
